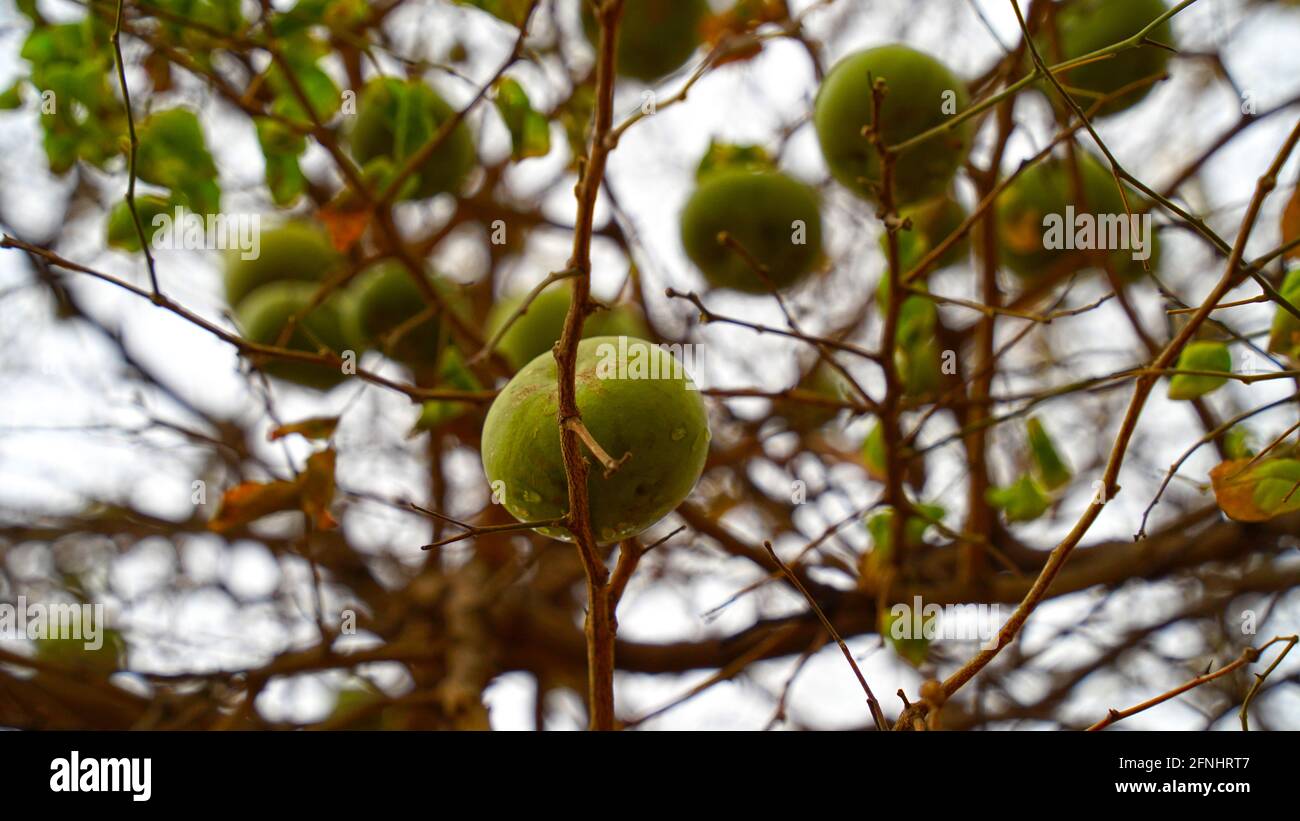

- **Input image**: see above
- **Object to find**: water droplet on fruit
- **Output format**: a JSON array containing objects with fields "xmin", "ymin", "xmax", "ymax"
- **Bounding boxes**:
[
  {"xmin": 522, "ymin": 489, "xmax": 541, "ymax": 503},
  {"xmin": 671, "ymin": 427, "xmax": 686, "ymax": 441}
]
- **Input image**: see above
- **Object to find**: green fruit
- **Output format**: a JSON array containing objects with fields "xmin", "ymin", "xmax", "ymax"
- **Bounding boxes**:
[
  {"xmin": 773, "ymin": 362, "xmax": 847, "ymax": 432},
  {"xmin": 34, "ymin": 628, "xmax": 126, "ymax": 676},
  {"xmin": 996, "ymin": 151, "xmax": 1158, "ymax": 281},
  {"xmin": 1168, "ymin": 340, "xmax": 1232, "ymax": 400},
  {"xmin": 349, "ymin": 77, "xmax": 475, "ymax": 200},
  {"xmin": 815, "ymin": 45, "xmax": 972, "ymax": 206},
  {"xmin": 680, "ymin": 167, "xmax": 823, "ymax": 293},
  {"xmin": 895, "ymin": 294, "xmax": 943, "ymax": 396},
  {"xmin": 481, "ymin": 336, "xmax": 710, "ymax": 545},
  {"xmin": 582, "ymin": 0, "xmax": 709, "ymax": 83},
  {"xmin": 236, "ymin": 281, "xmax": 357, "ymax": 390},
  {"xmin": 883, "ymin": 196, "xmax": 970, "ymax": 273},
  {"xmin": 224, "ymin": 221, "xmax": 341, "ymax": 309},
  {"xmin": 351, "ymin": 262, "xmax": 464, "ymax": 365},
  {"xmin": 485, "ymin": 286, "xmax": 650, "ymax": 370},
  {"xmin": 1045, "ymin": 0, "xmax": 1175, "ymax": 118},
  {"xmin": 414, "ymin": 348, "xmax": 484, "ymax": 432}
]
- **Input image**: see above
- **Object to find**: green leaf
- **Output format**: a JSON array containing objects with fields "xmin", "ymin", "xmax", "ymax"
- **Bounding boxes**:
[
  {"xmin": 1168, "ymin": 340, "xmax": 1232, "ymax": 400},
  {"xmin": 0, "ymin": 82, "xmax": 24, "ymax": 110},
  {"xmin": 880, "ymin": 607, "xmax": 932, "ymax": 667},
  {"xmin": 137, "ymin": 108, "xmax": 221, "ymax": 214},
  {"xmin": 1026, "ymin": 416, "xmax": 1072, "ymax": 491},
  {"xmin": 493, "ymin": 78, "xmax": 551, "ymax": 162},
  {"xmin": 1267, "ymin": 268, "xmax": 1300, "ymax": 360},
  {"xmin": 862, "ymin": 421, "xmax": 886, "ymax": 481},
  {"xmin": 987, "ymin": 474, "xmax": 1050, "ymax": 523},
  {"xmin": 865, "ymin": 503, "xmax": 944, "ymax": 561},
  {"xmin": 1224, "ymin": 426, "xmax": 1256, "ymax": 460}
]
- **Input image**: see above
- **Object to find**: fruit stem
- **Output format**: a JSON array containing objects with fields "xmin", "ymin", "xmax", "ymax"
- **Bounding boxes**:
[{"xmin": 563, "ymin": 416, "xmax": 631, "ymax": 479}]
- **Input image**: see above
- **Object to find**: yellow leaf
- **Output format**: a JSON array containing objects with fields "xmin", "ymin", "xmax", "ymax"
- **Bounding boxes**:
[
  {"xmin": 208, "ymin": 479, "xmax": 302, "ymax": 533},
  {"xmin": 268, "ymin": 416, "xmax": 339, "ymax": 442},
  {"xmin": 1282, "ymin": 186, "xmax": 1300, "ymax": 261}
]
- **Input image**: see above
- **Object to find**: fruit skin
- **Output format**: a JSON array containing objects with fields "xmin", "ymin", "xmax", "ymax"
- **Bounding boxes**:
[
  {"xmin": 351, "ymin": 262, "xmax": 465, "ymax": 365},
  {"xmin": 224, "ymin": 221, "xmax": 341, "ymax": 309},
  {"xmin": 883, "ymin": 196, "xmax": 970, "ymax": 273},
  {"xmin": 814, "ymin": 45, "xmax": 972, "ymax": 206},
  {"xmin": 485, "ymin": 287, "xmax": 650, "ymax": 370},
  {"xmin": 1046, "ymin": 0, "xmax": 1175, "ymax": 118},
  {"xmin": 236, "ymin": 281, "xmax": 358, "ymax": 390},
  {"xmin": 348, "ymin": 77, "xmax": 475, "ymax": 200},
  {"xmin": 582, "ymin": 0, "xmax": 709, "ymax": 83},
  {"xmin": 996, "ymin": 151, "xmax": 1159, "ymax": 281},
  {"xmin": 480, "ymin": 336, "xmax": 710, "ymax": 546},
  {"xmin": 680, "ymin": 167, "xmax": 824, "ymax": 293}
]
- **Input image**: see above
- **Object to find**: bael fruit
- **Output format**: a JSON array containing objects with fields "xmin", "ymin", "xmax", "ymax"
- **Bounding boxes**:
[
  {"xmin": 236, "ymin": 280, "xmax": 358, "ymax": 390},
  {"xmin": 348, "ymin": 77, "xmax": 475, "ymax": 200},
  {"xmin": 224, "ymin": 221, "xmax": 341, "ymax": 309},
  {"xmin": 883, "ymin": 196, "xmax": 970, "ymax": 273},
  {"xmin": 1043, "ymin": 0, "xmax": 1175, "ymax": 118},
  {"xmin": 480, "ymin": 336, "xmax": 710, "ymax": 546},
  {"xmin": 772, "ymin": 361, "xmax": 848, "ymax": 432},
  {"xmin": 485, "ymin": 286, "xmax": 650, "ymax": 370},
  {"xmin": 351, "ymin": 262, "xmax": 465, "ymax": 366},
  {"xmin": 814, "ymin": 45, "xmax": 971, "ymax": 206},
  {"xmin": 581, "ymin": 0, "xmax": 709, "ymax": 83},
  {"xmin": 680, "ymin": 167, "xmax": 823, "ymax": 293},
  {"xmin": 996, "ymin": 150, "xmax": 1158, "ymax": 281}
]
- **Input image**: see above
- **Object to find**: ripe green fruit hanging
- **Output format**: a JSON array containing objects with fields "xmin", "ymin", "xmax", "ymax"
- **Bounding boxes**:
[
  {"xmin": 1044, "ymin": 0, "xmax": 1175, "ymax": 118},
  {"xmin": 224, "ymin": 221, "xmax": 341, "ymax": 309},
  {"xmin": 351, "ymin": 262, "xmax": 464, "ymax": 365},
  {"xmin": 485, "ymin": 286, "xmax": 650, "ymax": 370},
  {"xmin": 582, "ymin": 0, "xmax": 709, "ymax": 83},
  {"xmin": 348, "ymin": 77, "xmax": 475, "ymax": 200},
  {"xmin": 236, "ymin": 281, "xmax": 358, "ymax": 390},
  {"xmin": 481, "ymin": 336, "xmax": 710, "ymax": 546},
  {"xmin": 814, "ymin": 45, "xmax": 972, "ymax": 206},
  {"xmin": 996, "ymin": 151, "xmax": 1158, "ymax": 281},
  {"xmin": 680, "ymin": 167, "xmax": 823, "ymax": 293},
  {"xmin": 773, "ymin": 361, "xmax": 847, "ymax": 432},
  {"xmin": 883, "ymin": 196, "xmax": 970, "ymax": 273}
]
